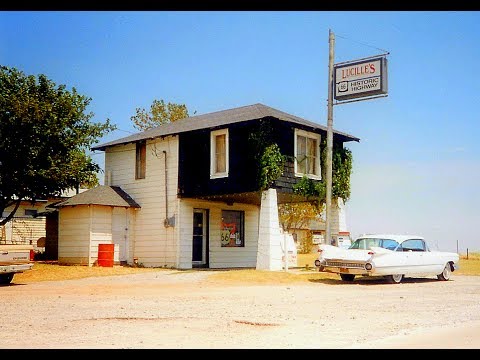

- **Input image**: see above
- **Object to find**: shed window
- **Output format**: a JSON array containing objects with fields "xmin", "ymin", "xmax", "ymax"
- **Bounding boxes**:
[{"xmin": 135, "ymin": 140, "xmax": 146, "ymax": 180}]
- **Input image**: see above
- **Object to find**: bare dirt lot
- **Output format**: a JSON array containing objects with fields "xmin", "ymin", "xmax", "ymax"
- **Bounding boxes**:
[{"xmin": 1, "ymin": 270, "xmax": 480, "ymax": 349}]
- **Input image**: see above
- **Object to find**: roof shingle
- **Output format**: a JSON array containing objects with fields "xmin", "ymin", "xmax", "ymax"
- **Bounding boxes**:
[
  {"xmin": 92, "ymin": 103, "xmax": 360, "ymax": 151},
  {"xmin": 54, "ymin": 186, "xmax": 141, "ymax": 208}
]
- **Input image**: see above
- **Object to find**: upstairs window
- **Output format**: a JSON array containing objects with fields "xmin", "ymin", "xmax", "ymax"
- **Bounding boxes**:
[
  {"xmin": 210, "ymin": 129, "xmax": 229, "ymax": 178},
  {"xmin": 135, "ymin": 140, "xmax": 146, "ymax": 180},
  {"xmin": 294, "ymin": 129, "xmax": 321, "ymax": 179}
]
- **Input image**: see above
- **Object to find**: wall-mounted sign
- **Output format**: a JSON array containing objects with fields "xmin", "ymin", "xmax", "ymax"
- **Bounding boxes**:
[
  {"xmin": 334, "ymin": 56, "xmax": 388, "ymax": 101},
  {"xmin": 221, "ymin": 210, "xmax": 244, "ymax": 247}
]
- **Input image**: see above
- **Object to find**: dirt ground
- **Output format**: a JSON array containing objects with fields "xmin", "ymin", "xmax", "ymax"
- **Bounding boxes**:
[{"xmin": 1, "ymin": 269, "xmax": 480, "ymax": 349}]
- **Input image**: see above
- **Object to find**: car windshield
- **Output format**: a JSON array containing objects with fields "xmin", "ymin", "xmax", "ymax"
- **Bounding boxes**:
[{"xmin": 349, "ymin": 238, "xmax": 399, "ymax": 251}]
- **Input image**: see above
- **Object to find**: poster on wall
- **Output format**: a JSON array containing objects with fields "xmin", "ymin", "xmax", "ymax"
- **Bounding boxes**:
[{"xmin": 221, "ymin": 210, "xmax": 244, "ymax": 247}]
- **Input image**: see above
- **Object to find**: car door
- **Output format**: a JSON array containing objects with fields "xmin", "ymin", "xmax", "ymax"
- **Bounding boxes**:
[{"xmin": 401, "ymin": 239, "xmax": 427, "ymax": 276}]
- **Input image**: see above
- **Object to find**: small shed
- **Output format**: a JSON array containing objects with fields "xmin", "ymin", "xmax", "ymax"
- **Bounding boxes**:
[{"xmin": 54, "ymin": 185, "xmax": 141, "ymax": 266}]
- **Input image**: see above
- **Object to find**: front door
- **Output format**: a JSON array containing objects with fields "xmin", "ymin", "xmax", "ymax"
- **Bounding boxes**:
[{"xmin": 192, "ymin": 209, "xmax": 208, "ymax": 268}]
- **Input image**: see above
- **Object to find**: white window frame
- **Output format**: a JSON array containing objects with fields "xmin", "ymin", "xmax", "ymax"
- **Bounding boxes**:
[
  {"xmin": 294, "ymin": 128, "xmax": 321, "ymax": 180},
  {"xmin": 210, "ymin": 128, "xmax": 229, "ymax": 179},
  {"xmin": 135, "ymin": 140, "xmax": 146, "ymax": 180}
]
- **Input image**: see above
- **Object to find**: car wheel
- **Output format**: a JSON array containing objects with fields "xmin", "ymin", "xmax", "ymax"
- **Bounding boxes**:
[
  {"xmin": 386, "ymin": 274, "xmax": 403, "ymax": 284},
  {"xmin": 340, "ymin": 274, "xmax": 355, "ymax": 282},
  {"xmin": 437, "ymin": 263, "xmax": 452, "ymax": 281},
  {"xmin": 0, "ymin": 273, "xmax": 14, "ymax": 285}
]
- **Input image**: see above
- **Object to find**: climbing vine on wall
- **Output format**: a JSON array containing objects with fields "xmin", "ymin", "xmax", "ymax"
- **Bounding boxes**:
[
  {"xmin": 248, "ymin": 119, "xmax": 287, "ymax": 191},
  {"xmin": 331, "ymin": 145, "xmax": 352, "ymax": 202},
  {"xmin": 249, "ymin": 120, "xmax": 353, "ymax": 201},
  {"xmin": 258, "ymin": 143, "xmax": 286, "ymax": 191},
  {"xmin": 293, "ymin": 138, "xmax": 353, "ymax": 205}
]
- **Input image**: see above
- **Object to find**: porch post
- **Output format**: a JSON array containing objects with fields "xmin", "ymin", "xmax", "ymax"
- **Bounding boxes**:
[{"xmin": 256, "ymin": 188, "xmax": 283, "ymax": 271}]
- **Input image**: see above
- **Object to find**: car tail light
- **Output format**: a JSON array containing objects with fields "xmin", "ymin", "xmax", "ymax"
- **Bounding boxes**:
[
  {"xmin": 368, "ymin": 251, "xmax": 375, "ymax": 255},
  {"xmin": 30, "ymin": 249, "xmax": 35, "ymax": 261},
  {"xmin": 314, "ymin": 259, "xmax": 326, "ymax": 267}
]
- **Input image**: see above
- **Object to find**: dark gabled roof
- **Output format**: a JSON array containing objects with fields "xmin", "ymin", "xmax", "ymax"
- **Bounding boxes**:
[
  {"xmin": 54, "ymin": 186, "xmax": 141, "ymax": 208},
  {"xmin": 92, "ymin": 103, "xmax": 360, "ymax": 151}
]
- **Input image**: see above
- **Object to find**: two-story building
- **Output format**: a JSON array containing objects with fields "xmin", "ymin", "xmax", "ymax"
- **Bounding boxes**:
[{"xmin": 54, "ymin": 103, "xmax": 359, "ymax": 270}]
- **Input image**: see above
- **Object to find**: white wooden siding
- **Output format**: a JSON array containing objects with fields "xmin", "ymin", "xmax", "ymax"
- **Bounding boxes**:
[
  {"xmin": 179, "ymin": 199, "xmax": 259, "ymax": 269},
  {"xmin": 104, "ymin": 136, "xmax": 262, "ymax": 269},
  {"xmin": 89, "ymin": 206, "xmax": 113, "ymax": 265},
  {"xmin": 3, "ymin": 201, "xmax": 52, "ymax": 218},
  {"xmin": 104, "ymin": 136, "xmax": 179, "ymax": 268},
  {"xmin": 2, "ymin": 202, "xmax": 50, "ymax": 247},
  {"xmin": 0, "ymin": 217, "xmax": 45, "ymax": 247},
  {"xmin": 58, "ymin": 206, "xmax": 91, "ymax": 265}
]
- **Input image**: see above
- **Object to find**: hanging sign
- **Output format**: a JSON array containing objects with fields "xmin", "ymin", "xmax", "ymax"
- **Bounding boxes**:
[{"xmin": 334, "ymin": 55, "xmax": 388, "ymax": 101}]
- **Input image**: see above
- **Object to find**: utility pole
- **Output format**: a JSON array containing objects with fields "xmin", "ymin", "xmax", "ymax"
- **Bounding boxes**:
[{"xmin": 325, "ymin": 29, "xmax": 335, "ymax": 246}]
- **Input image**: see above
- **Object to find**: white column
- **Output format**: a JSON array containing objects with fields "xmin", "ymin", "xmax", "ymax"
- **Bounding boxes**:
[
  {"xmin": 256, "ymin": 188, "xmax": 283, "ymax": 271},
  {"xmin": 336, "ymin": 197, "xmax": 348, "ymax": 232}
]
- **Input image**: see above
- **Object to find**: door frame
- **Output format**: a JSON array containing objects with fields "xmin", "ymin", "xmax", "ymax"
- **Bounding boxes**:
[
  {"xmin": 192, "ymin": 208, "xmax": 209, "ymax": 268},
  {"xmin": 112, "ymin": 207, "xmax": 128, "ymax": 263}
]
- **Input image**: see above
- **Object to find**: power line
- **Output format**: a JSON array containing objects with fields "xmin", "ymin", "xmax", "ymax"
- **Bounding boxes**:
[
  {"xmin": 114, "ymin": 128, "xmax": 136, "ymax": 134},
  {"xmin": 335, "ymin": 34, "xmax": 390, "ymax": 55}
]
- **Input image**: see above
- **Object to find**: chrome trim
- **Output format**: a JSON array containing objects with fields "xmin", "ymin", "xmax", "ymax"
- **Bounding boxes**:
[{"xmin": 325, "ymin": 260, "xmax": 366, "ymax": 269}]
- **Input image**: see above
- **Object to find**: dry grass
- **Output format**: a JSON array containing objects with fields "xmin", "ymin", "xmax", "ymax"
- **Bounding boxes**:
[
  {"xmin": 12, "ymin": 251, "xmax": 480, "ymax": 285},
  {"xmin": 461, "ymin": 252, "xmax": 480, "ymax": 261},
  {"xmin": 14, "ymin": 262, "xmax": 166, "ymax": 284}
]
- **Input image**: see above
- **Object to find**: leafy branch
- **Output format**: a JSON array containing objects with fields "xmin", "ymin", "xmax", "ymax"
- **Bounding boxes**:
[{"xmin": 293, "ymin": 141, "xmax": 353, "ymax": 205}]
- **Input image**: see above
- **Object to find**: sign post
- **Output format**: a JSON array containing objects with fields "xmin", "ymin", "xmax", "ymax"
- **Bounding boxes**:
[
  {"xmin": 325, "ymin": 30, "xmax": 388, "ymax": 247},
  {"xmin": 325, "ymin": 29, "xmax": 335, "ymax": 248}
]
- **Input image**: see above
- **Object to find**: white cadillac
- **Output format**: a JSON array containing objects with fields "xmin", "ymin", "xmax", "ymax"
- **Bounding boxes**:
[{"xmin": 314, "ymin": 234, "xmax": 460, "ymax": 284}]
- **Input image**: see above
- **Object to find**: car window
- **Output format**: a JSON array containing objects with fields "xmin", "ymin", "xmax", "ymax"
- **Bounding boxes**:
[
  {"xmin": 349, "ymin": 238, "xmax": 399, "ymax": 250},
  {"xmin": 366, "ymin": 238, "xmax": 381, "ymax": 248},
  {"xmin": 401, "ymin": 239, "xmax": 426, "ymax": 252},
  {"xmin": 381, "ymin": 239, "xmax": 399, "ymax": 250},
  {"xmin": 349, "ymin": 239, "xmax": 362, "ymax": 249},
  {"xmin": 349, "ymin": 239, "xmax": 369, "ymax": 249}
]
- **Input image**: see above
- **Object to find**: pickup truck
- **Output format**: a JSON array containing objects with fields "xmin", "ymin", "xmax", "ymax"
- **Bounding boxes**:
[{"xmin": 0, "ymin": 244, "xmax": 34, "ymax": 285}]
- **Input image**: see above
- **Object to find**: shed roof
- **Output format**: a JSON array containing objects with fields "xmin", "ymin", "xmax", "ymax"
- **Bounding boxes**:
[
  {"xmin": 92, "ymin": 103, "xmax": 360, "ymax": 151},
  {"xmin": 54, "ymin": 186, "xmax": 141, "ymax": 208}
]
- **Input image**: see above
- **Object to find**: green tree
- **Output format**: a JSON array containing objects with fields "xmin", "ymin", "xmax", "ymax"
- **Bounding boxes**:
[
  {"xmin": 278, "ymin": 202, "xmax": 321, "ymax": 232},
  {"xmin": 130, "ymin": 99, "xmax": 189, "ymax": 131},
  {"xmin": 0, "ymin": 66, "xmax": 116, "ymax": 226},
  {"xmin": 278, "ymin": 202, "xmax": 321, "ymax": 254}
]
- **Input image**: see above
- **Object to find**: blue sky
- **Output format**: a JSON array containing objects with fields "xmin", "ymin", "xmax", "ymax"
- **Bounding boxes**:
[{"xmin": 2, "ymin": 11, "xmax": 479, "ymax": 253}]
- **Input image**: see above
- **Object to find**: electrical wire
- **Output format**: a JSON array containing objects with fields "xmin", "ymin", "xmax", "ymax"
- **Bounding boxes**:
[{"xmin": 335, "ymin": 33, "xmax": 390, "ymax": 55}]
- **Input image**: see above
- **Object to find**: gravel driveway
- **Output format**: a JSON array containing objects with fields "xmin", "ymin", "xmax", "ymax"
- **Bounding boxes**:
[{"xmin": 1, "ymin": 270, "xmax": 479, "ymax": 349}]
